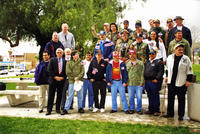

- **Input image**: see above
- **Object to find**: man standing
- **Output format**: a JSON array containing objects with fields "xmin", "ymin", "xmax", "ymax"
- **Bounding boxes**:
[
  {"xmin": 58, "ymin": 23, "xmax": 75, "ymax": 49},
  {"xmin": 46, "ymin": 48, "xmax": 66, "ymax": 115},
  {"xmin": 168, "ymin": 16, "xmax": 192, "ymax": 47},
  {"xmin": 61, "ymin": 50, "xmax": 85, "ymax": 115},
  {"xmin": 126, "ymin": 49, "xmax": 144, "ymax": 114},
  {"xmin": 45, "ymin": 32, "xmax": 64, "ymax": 58},
  {"xmin": 164, "ymin": 19, "xmax": 174, "ymax": 51},
  {"xmin": 34, "ymin": 51, "xmax": 50, "ymax": 113},
  {"xmin": 106, "ymin": 51, "xmax": 129, "ymax": 114},
  {"xmin": 121, "ymin": 20, "xmax": 133, "ymax": 38},
  {"xmin": 164, "ymin": 44, "xmax": 193, "ymax": 120},
  {"xmin": 144, "ymin": 47, "xmax": 164, "ymax": 116},
  {"xmin": 87, "ymin": 50, "xmax": 107, "ymax": 113},
  {"xmin": 93, "ymin": 31, "xmax": 115, "ymax": 62},
  {"xmin": 132, "ymin": 20, "xmax": 148, "ymax": 41},
  {"xmin": 168, "ymin": 30, "xmax": 191, "ymax": 60},
  {"xmin": 91, "ymin": 23, "xmax": 110, "ymax": 38},
  {"xmin": 82, "ymin": 51, "xmax": 94, "ymax": 111}
]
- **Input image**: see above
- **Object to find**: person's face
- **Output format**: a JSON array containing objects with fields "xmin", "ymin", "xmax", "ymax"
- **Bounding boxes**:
[
  {"xmin": 95, "ymin": 54, "xmax": 102, "ymax": 61},
  {"xmin": 124, "ymin": 23, "xmax": 129, "ymax": 29},
  {"xmin": 111, "ymin": 24, "xmax": 116, "ymax": 32},
  {"xmin": 86, "ymin": 53, "xmax": 92, "ymax": 61},
  {"xmin": 43, "ymin": 53, "xmax": 50, "ymax": 62},
  {"xmin": 104, "ymin": 25, "xmax": 109, "ymax": 32},
  {"xmin": 149, "ymin": 20, "xmax": 154, "ymax": 28},
  {"xmin": 73, "ymin": 53, "xmax": 79, "ymax": 61},
  {"xmin": 121, "ymin": 32, "xmax": 128, "ymax": 41},
  {"xmin": 175, "ymin": 32, "xmax": 183, "ymax": 40},
  {"xmin": 62, "ymin": 24, "xmax": 68, "ymax": 33},
  {"xmin": 65, "ymin": 50, "xmax": 71, "ymax": 56},
  {"xmin": 150, "ymin": 31, "xmax": 157, "ymax": 40},
  {"xmin": 167, "ymin": 22, "xmax": 174, "ymax": 30},
  {"xmin": 149, "ymin": 52, "xmax": 156, "ymax": 60},
  {"xmin": 129, "ymin": 53, "xmax": 137, "ymax": 60},
  {"xmin": 174, "ymin": 46, "xmax": 184, "ymax": 56},
  {"xmin": 175, "ymin": 19, "xmax": 183, "ymax": 26},
  {"xmin": 56, "ymin": 50, "xmax": 63, "ymax": 58},
  {"xmin": 52, "ymin": 33, "xmax": 58, "ymax": 42},
  {"xmin": 136, "ymin": 37, "xmax": 142, "ymax": 43},
  {"xmin": 154, "ymin": 23, "xmax": 160, "ymax": 28},
  {"xmin": 100, "ymin": 34, "xmax": 106, "ymax": 41}
]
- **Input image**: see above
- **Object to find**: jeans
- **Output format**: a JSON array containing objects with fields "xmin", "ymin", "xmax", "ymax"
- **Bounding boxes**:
[
  {"xmin": 82, "ymin": 79, "xmax": 94, "ymax": 108},
  {"xmin": 111, "ymin": 80, "xmax": 128, "ymax": 111},
  {"xmin": 64, "ymin": 83, "xmax": 83, "ymax": 110},
  {"xmin": 128, "ymin": 85, "xmax": 143, "ymax": 111}
]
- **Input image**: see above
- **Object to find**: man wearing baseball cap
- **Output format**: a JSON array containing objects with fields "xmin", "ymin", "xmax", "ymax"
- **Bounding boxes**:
[
  {"xmin": 132, "ymin": 20, "xmax": 148, "ymax": 41},
  {"xmin": 164, "ymin": 19, "xmax": 174, "ymax": 51},
  {"xmin": 164, "ymin": 44, "xmax": 193, "ymax": 120},
  {"xmin": 167, "ymin": 16, "xmax": 192, "ymax": 47},
  {"xmin": 126, "ymin": 49, "xmax": 144, "ymax": 114},
  {"xmin": 106, "ymin": 51, "xmax": 129, "ymax": 114},
  {"xmin": 91, "ymin": 22, "xmax": 110, "ymax": 38},
  {"xmin": 121, "ymin": 20, "xmax": 133, "ymax": 38},
  {"xmin": 144, "ymin": 47, "xmax": 164, "ymax": 116}
]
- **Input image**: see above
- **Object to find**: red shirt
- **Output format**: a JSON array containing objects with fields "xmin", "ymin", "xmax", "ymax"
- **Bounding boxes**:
[{"xmin": 112, "ymin": 61, "xmax": 121, "ymax": 80}]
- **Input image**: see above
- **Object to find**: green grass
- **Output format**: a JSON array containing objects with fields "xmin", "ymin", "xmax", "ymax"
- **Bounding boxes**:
[
  {"xmin": 0, "ymin": 74, "xmax": 34, "ymax": 79},
  {"xmin": 192, "ymin": 64, "xmax": 200, "ymax": 83},
  {"xmin": 0, "ymin": 116, "xmax": 195, "ymax": 134}
]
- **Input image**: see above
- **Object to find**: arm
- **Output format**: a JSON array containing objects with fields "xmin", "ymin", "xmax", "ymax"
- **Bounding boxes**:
[
  {"xmin": 72, "ymin": 34, "xmax": 75, "ymax": 49},
  {"xmin": 156, "ymin": 60, "xmax": 164, "ymax": 81},
  {"xmin": 77, "ymin": 64, "xmax": 85, "ymax": 80},
  {"xmin": 106, "ymin": 64, "xmax": 112, "ymax": 84}
]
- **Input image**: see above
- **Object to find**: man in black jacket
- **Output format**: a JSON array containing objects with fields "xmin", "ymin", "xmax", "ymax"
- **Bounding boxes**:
[
  {"xmin": 46, "ymin": 48, "xmax": 66, "ymax": 115},
  {"xmin": 167, "ymin": 16, "xmax": 192, "ymax": 47},
  {"xmin": 144, "ymin": 47, "xmax": 164, "ymax": 116},
  {"xmin": 87, "ymin": 50, "xmax": 108, "ymax": 113}
]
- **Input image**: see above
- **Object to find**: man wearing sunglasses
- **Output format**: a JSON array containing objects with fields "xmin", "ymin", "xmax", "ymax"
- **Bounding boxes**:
[{"xmin": 144, "ymin": 47, "xmax": 164, "ymax": 116}]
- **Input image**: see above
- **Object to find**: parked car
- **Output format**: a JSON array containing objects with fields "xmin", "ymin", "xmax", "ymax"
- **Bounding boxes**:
[
  {"xmin": 29, "ymin": 69, "xmax": 35, "ymax": 74},
  {"xmin": 0, "ymin": 70, "xmax": 8, "ymax": 75},
  {"xmin": 15, "ymin": 69, "xmax": 29, "ymax": 76}
]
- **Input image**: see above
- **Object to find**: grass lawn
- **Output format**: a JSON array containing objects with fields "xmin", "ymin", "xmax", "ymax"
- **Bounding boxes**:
[
  {"xmin": 0, "ymin": 74, "xmax": 34, "ymax": 79},
  {"xmin": 192, "ymin": 64, "xmax": 200, "ymax": 83},
  {"xmin": 0, "ymin": 116, "xmax": 195, "ymax": 134}
]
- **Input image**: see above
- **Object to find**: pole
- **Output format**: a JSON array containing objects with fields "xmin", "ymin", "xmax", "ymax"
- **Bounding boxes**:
[{"xmin": 160, "ymin": 85, "xmax": 167, "ymax": 117}]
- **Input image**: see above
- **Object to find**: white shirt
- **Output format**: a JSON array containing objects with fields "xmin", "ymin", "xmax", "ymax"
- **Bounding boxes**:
[
  {"xmin": 82, "ymin": 59, "xmax": 91, "ymax": 79},
  {"xmin": 144, "ymin": 40, "xmax": 167, "ymax": 61},
  {"xmin": 58, "ymin": 31, "xmax": 75, "ymax": 49}
]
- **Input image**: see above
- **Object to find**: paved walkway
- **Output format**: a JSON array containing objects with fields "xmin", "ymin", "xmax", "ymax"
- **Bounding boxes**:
[{"xmin": 0, "ymin": 95, "xmax": 200, "ymax": 132}]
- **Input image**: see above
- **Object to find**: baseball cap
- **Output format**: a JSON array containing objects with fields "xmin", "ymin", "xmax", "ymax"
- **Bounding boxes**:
[
  {"xmin": 153, "ymin": 19, "xmax": 160, "ymax": 24},
  {"xmin": 174, "ymin": 44, "xmax": 184, "ymax": 50},
  {"xmin": 174, "ymin": 16, "xmax": 184, "ymax": 21},
  {"xmin": 99, "ymin": 31, "xmax": 106, "ymax": 35},
  {"xmin": 129, "ymin": 49, "xmax": 136, "ymax": 55},
  {"xmin": 135, "ymin": 20, "xmax": 142, "ymax": 27},
  {"xmin": 167, "ymin": 19, "xmax": 173, "ymax": 23},
  {"xmin": 112, "ymin": 51, "xmax": 120, "ymax": 57},
  {"xmin": 104, "ymin": 23, "xmax": 109, "ymax": 26},
  {"xmin": 123, "ymin": 20, "xmax": 129, "ymax": 24},
  {"xmin": 96, "ymin": 49, "xmax": 102, "ymax": 55}
]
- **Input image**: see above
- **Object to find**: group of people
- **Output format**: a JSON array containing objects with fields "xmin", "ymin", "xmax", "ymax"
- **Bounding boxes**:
[{"xmin": 34, "ymin": 16, "xmax": 193, "ymax": 121}]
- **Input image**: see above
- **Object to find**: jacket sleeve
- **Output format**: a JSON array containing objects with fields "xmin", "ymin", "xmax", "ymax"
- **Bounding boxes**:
[
  {"xmin": 87, "ymin": 61, "xmax": 93, "ymax": 80},
  {"xmin": 108, "ymin": 43, "xmax": 115, "ymax": 60},
  {"xmin": 106, "ymin": 63, "xmax": 112, "ymax": 83},
  {"xmin": 34, "ymin": 63, "xmax": 40, "ymax": 85},
  {"xmin": 140, "ymin": 63, "xmax": 144, "ymax": 84},
  {"xmin": 121, "ymin": 63, "xmax": 128, "ymax": 84},
  {"xmin": 66, "ymin": 62, "xmax": 74, "ymax": 80},
  {"xmin": 156, "ymin": 60, "xmax": 164, "ymax": 81}
]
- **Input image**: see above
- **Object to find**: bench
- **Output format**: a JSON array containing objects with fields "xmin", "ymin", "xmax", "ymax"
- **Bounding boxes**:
[{"xmin": 0, "ymin": 90, "xmax": 39, "ymax": 106}]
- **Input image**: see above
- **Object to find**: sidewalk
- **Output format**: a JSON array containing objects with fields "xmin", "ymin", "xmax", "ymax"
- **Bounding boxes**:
[{"xmin": 0, "ymin": 94, "xmax": 200, "ymax": 131}]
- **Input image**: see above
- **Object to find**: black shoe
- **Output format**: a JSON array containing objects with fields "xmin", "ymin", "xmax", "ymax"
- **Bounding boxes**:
[
  {"xmin": 178, "ymin": 116, "xmax": 183, "ymax": 121},
  {"xmin": 136, "ymin": 111, "xmax": 143, "ymax": 115},
  {"xmin": 144, "ymin": 110, "xmax": 154, "ymax": 115},
  {"xmin": 39, "ymin": 109, "xmax": 43, "ymax": 113},
  {"xmin": 61, "ymin": 110, "xmax": 68, "ymax": 115},
  {"xmin": 154, "ymin": 112, "xmax": 160, "ymax": 116},
  {"xmin": 129, "ymin": 110, "xmax": 135, "ymax": 114},
  {"xmin": 45, "ymin": 111, "xmax": 51, "ymax": 116},
  {"xmin": 70, "ymin": 106, "xmax": 73, "ymax": 110},
  {"xmin": 56, "ymin": 110, "xmax": 61, "ymax": 114},
  {"xmin": 125, "ymin": 110, "xmax": 130, "ymax": 114},
  {"xmin": 78, "ymin": 108, "xmax": 84, "ymax": 113},
  {"xmin": 162, "ymin": 114, "xmax": 174, "ymax": 118},
  {"xmin": 110, "ymin": 110, "xmax": 117, "ymax": 113}
]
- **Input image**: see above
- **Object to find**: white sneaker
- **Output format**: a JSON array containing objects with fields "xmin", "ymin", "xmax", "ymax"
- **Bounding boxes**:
[
  {"xmin": 100, "ymin": 108, "xmax": 105, "ymax": 113},
  {"xmin": 89, "ymin": 107, "xmax": 93, "ymax": 111},
  {"xmin": 92, "ymin": 108, "xmax": 99, "ymax": 113}
]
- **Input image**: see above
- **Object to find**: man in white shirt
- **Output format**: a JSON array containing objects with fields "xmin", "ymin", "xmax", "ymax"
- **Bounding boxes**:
[
  {"xmin": 58, "ymin": 23, "xmax": 75, "ymax": 49},
  {"xmin": 82, "ymin": 52, "xmax": 94, "ymax": 111}
]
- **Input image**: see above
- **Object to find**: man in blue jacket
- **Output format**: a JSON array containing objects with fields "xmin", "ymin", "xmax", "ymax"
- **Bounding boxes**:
[
  {"xmin": 34, "ymin": 51, "xmax": 50, "ymax": 113},
  {"xmin": 93, "ymin": 31, "xmax": 115, "ymax": 62},
  {"xmin": 106, "ymin": 51, "xmax": 129, "ymax": 114}
]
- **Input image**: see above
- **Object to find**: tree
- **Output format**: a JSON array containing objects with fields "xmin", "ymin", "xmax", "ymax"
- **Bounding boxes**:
[{"xmin": 0, "ymin": 0, "xmax": 126, "ymax": 60}]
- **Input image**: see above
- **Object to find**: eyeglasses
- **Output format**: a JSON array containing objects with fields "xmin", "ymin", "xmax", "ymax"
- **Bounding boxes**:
[
  {"xmin": 56, "ymin": 52, "xmax": 62, "ymax": 54},
  {"xmin": 149, "ymin": 53, "xmax": 156, "ymax": 55}
]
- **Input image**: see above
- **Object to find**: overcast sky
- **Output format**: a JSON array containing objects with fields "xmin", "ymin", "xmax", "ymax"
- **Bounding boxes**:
[{"xmin": 1, "ymin": 0, "xmax": 200, "ymax": 59}]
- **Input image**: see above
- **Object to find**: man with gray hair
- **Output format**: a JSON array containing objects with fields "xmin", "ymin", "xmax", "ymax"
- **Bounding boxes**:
[{"xmin": 58, "ymin": 23, "xmax": 75, "ymax": 49}]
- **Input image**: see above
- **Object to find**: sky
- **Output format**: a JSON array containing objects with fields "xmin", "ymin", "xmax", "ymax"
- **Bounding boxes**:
[{"xmin": 0, "ymin": 0, "xmax": 200, "ymax": 60}]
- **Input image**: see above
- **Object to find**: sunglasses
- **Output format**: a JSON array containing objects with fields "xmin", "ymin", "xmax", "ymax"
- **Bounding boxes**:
[{"xmin": 149, "ymin": 52, "xmax": 156, "ymax": 55}]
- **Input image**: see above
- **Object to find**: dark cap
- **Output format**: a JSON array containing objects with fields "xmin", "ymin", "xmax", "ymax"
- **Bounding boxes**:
[
  {"xmin": 123, "ymin": 20, "xmax": 129, "ymax": 24},
  {"xmin": 99, "ymin": 30, "xmax": 106, "ymax": 35},
  {"xmin": 174, "ymin": 44, "xmax": 184, "ymax": 50},
  {"xmin": 95, "ymin": 49, "xmax": 102, "ymax": 55},
  {"xmin": 175, "ymin": 29, "xmax": 182, "ymax": 34},
  {"xmin": 167, "ymin": 18, "xmax": 173, "ymax": 23},
  {"xmin": 135, "ymin": 20, "xmax": 142, "ymax": 27},
  {"xmin": 174, "ymin": 16, "xmax": 184, "ymax": 21},
  {"xmin": 153, "ymin": 19, "xmax": 160, "ymax": 24},
  {"xmin": 121, "ymin": 29, "xmax": 129, "ymax": 34},
  {"xmin": 135, "ymin": 33, "xmax": 143, "ymax": 38}
]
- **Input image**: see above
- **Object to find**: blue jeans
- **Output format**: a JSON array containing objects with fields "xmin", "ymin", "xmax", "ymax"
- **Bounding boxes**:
[
  {"xmin": 82, "ymin": 79, "xmax": 94, "ymax": 108},
  {"xmin": 64, "ymin": 83, "xmax": 83, "ymax": 110},
  {"xmin": 111, "ymin": 80, "xmax": 128, "ymax": 111},
  {"xmin": 128, "ymin": 85, "xmax": 143, "ymax": 111},
  {"xmin": 145, "ymin": 81, "xmax": 160, "ymax": 112}
]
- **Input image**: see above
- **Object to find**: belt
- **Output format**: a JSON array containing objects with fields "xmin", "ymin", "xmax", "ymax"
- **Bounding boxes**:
[{"xmin": 112, "ymin": 79, "xmax": 121, "ymax": 81}]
